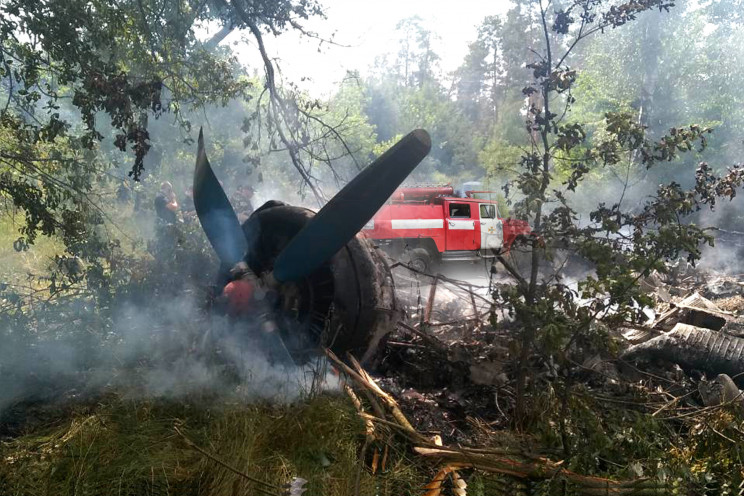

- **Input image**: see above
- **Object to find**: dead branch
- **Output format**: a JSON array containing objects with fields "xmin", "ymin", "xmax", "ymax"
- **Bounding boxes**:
[{"xmin": 414, "ymin": 447, "xmax": 662, "ymax": 494}]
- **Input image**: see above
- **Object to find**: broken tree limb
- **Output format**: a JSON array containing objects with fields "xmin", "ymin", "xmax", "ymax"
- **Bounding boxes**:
[
  {"xmin": 413, "ymin": 447, "xmax": 663, "ymax": 495},
  {"xmin": 344, "ymin": 384, "xmax": 377, "ymax": 441},
  {"xmin": 359, "ymin": 412, "xmax": 426, "ymax": 444},
  {"xmin": 397, "ymin": 321, "xmax": 447, "ymax": 349},
  {"xmin": 622, "ymin": 323, "xmax": 744, "ymax": 379},
  {"xmin": 344, "ymin": 384, "xmax": 376, "ymax": 496},
  {"xmin": 326, "ymin": 349, "xmax": 428, "ymax": 443},
  {"xmin": 346, "ymin": 353, "xmax": 419, "ymax": 436},
  {"xmin": 326, "ymin": 350, "xmax": 387, "ymax": 420},
  {"xmin": 424, "ymin": 465, "xmax": 467, "ymax": 496},
  {"xmin": 334, "ymin": 346, "xmax": 665, "ymax": 495}
]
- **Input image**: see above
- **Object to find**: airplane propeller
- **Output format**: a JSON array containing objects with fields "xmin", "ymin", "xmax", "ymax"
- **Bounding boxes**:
[
  {"xmin": 193, "ymin": 129, "xmax": 248, "ymax": 268},
  {"xmin": 194, "ymin": 128, "xmax": 431, "ymax": 285}
]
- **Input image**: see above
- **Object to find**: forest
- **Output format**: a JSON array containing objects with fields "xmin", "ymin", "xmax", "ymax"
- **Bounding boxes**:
[{"xmin": 3, "ymin": 0, "xmax": 744, "ymax": 494}]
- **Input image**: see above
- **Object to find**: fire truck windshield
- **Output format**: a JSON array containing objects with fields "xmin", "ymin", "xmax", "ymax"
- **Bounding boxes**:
[{"xmin": 480, "ymin": 204, "xmax": 496, "ymax": 219}]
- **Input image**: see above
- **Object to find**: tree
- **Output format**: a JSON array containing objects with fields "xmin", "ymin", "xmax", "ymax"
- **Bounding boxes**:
[
  {"xmin": 483, "ymin": 0, "xmax": 744, "ymax": 444},
  {"xmin": 0, "ymin": 0, "xmax": 327, "ymax": 252},
  {"xmin": 455, "ymin": 4, "xmax": 540, "ymax": 137},
  {"xmin": 391, "ymin": 16, "xmax": 441, "ymax": 89},
  {"xmin": 364, "ymin": 22, "xmax": 480, "ymax": 180},
  {"xmin": 455, "ymin": 38, "xmax": 490, "ymax": 122},
  {"xmin": 566, "ymin": 0, "xmax": 744, "ymax": 232}
]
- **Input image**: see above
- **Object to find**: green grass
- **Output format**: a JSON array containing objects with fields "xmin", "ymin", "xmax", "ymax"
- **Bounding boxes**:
[
  {"xmin": 0, "ymin": 215, "xmax": 66, "ymax": 283},
  {"xmin": 0, "ymin": 394, "xmax": 427, "ymax": 496}
]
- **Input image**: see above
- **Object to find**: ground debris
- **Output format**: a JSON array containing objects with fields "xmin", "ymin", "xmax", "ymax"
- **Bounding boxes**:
[
  {"xmin": 330, "ymin": 350, "xmax": 670, "ymax": 495},
  {"xmin": 652, "ymin": 292, "xmax": 738, "ymax": 332},
  {"xmin": 698, "ymin": 374, "xmax": 744, "ymax": 411},
  {"xmin": 375, "ymin": 263, "xmax": 744, "ymax": 488},
  {"xmin": 621, "ymin": 266, "xmax": 744, "ymax": 382},
  {"xmin": 7, "ymin": 263, "xmax": 744, "ymax": 494},
  {"xmin": 623, "ymin": 322, "xmax": 744, "ymax": 380}
]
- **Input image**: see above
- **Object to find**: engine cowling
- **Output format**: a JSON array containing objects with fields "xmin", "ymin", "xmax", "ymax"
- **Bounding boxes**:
[{"xmin": 229, "ymin": 201, "xmax": 399, "ymax": 365}]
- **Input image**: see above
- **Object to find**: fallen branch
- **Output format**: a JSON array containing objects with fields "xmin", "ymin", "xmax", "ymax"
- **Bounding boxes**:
[
  {"xmin": 415, "ymin": 447, "xmax": 663, "ymax": 495},
  {"xmin": 344, "ymin": 383, "xmax": 376, "ymax": 441},
  {"xmin": 347, "ymin": 353, "xmax": 419, "ymax": 435},
  {"xmin": 327, "ymin": 351, "xmax": 384, "ymax": 417},
  {"xmin": 332, "ymin": 348, "xmax": 663, "ymax": 495},
  {"xmin": 424, "ymin": 464, "xmax": 467, "ymax": 496}
]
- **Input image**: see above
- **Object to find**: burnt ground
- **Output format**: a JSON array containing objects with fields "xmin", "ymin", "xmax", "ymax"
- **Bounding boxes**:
[
  {"xmin": 370, "ymin": 263, "xmax": 744, "ymax": 448},
  {"xmin": 374, "ymin": 265, "xmax": 517, "ymax": 445}
]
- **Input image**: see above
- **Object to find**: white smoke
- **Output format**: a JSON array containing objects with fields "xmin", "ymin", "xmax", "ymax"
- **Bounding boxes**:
[
  {"xmin": 696, "ymin": 193, "xmax": 744, "ymax": 274},
  {"xmin": 0, "ymin": 289, "xmax": 340, "ymax": 416}
]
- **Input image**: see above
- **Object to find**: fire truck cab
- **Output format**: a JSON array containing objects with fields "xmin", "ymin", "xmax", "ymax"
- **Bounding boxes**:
[{"xmin": 361, "ymin": 186, "xmax": 531, "ymax": 273}]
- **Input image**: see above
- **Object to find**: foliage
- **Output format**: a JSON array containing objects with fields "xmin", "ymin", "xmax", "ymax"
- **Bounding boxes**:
[
  {"xmin": 365, "ymin": 21, "xmax": 481, "ymax": 181},
  {"xmin": 455, "ymin": 4, "xmax": 540, "ymax": 138},
  {"xmin": 473, "ymin": 0, "xmax": 744, "ymax": 451},
  {"xmin": 0, "ymin": 0, "xmax": 328, "ymax": 254}
]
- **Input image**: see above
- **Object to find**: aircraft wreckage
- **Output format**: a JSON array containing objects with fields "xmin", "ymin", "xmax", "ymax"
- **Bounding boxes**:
[{"xmin": 193, "ymin": 128, "xmax": 430, "ymax": 364}]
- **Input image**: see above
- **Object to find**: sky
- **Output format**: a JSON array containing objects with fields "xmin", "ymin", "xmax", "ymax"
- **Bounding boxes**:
[{"xmin": 224, "ymin": 0, "xmax": 513, "ymax": 96}]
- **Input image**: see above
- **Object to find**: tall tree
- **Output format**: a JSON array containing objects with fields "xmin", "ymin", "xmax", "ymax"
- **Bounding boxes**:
[
  {"xmin": 390, "ymin": 16, "xmax": 442, "ymax": 89},
  {"xmin": 455, "ymin": 3, "xmax": 540, "ymax": 139},
  {"xmin": 478, "ymin": 0, "xmax": 744, "ymax": 443}
]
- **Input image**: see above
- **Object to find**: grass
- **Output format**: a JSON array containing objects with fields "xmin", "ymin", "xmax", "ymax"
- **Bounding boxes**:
[
  {"xmin": 0, "ymin": 215, "xmax": 66, "ymax": 284},
  {"xmin": 0, "ymin": 394, "xmax": 427, "ymax": 496}
]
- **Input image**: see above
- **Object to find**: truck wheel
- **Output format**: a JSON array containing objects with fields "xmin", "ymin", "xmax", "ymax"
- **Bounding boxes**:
[
  {"xmin": 407, "ymin": 247, "xmax": 434, "ymax": 274},
  {"xmin": 240, "ymin": 202, "xmax": 399, "ymax": 365}
]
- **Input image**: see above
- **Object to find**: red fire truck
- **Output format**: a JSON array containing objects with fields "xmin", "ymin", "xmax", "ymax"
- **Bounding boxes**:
[{"xmin": 361, "ymin": 186, "xmax": 532, "ymax": 272}]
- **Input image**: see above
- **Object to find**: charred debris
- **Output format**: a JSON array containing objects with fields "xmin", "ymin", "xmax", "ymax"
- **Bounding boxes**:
[
  {"xmin": 377, "ymin": 261, "xmax": 744, "ymax": 431},
  {"xmin": 336, "ymin": 259, "xmax": 744, "ymax": 490}
]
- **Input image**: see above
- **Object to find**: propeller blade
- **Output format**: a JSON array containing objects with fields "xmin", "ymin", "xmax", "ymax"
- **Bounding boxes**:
[
  {"xmin": 193, "ymin": 128, "xmax": 248, "ymax": 267},
  {"xmin": 272, "ymin": 129, "xmax": 431, "ymax": 283}
]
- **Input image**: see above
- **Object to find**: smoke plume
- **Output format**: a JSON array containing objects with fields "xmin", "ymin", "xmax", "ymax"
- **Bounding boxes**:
[{"xmin": 0, "ymin": 288, "xmax": 339, "ymax": 417}]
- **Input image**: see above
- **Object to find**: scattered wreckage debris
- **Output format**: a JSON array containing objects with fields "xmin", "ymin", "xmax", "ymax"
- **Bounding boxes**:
[
  {"xmin": 651, "ymin": 292, "xmax": 740, "ymax": 333},
  {"xmin": 623, "ymin": 322, "xmax": 744, "ymax": 380},
  {"xmin": 328, "ymin": 350, "xmax": 668, "ymax": 496},
  {"xmin": 609, "ymin": 269, "xmax": 744, "ymax": 430},
  {"xmin": 698, "ymin": 373, "xmax": 744, "ymax": 411},
  {"xmin": 370, "ymin": 262, "xmax": 744, "ymax": 486},
  {"xmin": 623, "ymin": 284, "xmax": 744, "ymax": 380}
]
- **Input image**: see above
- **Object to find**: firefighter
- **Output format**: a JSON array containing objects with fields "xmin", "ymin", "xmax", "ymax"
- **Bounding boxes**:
[
  {"xmin": 154, "ymin": 181, "xmax": 179, "ymax": 224},
  {"xmin": 231, "ymin": 184, "xmax": 255, "ymax": 223},
  {"xmin": 152, "ymin": 181, "xmax": 181, "ymax": 262},
  {"xmin": 116, "ymin": 180, "xmax": 131, "ymax": 204}
]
